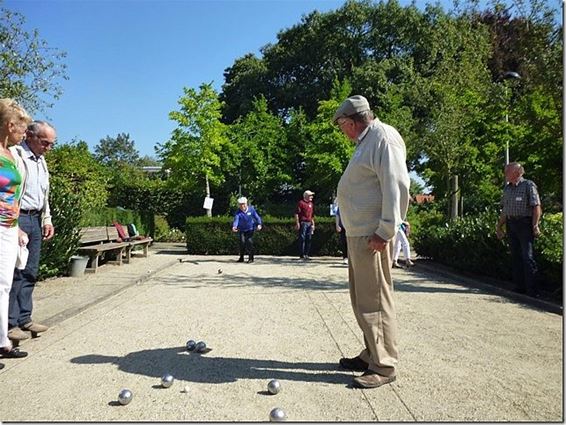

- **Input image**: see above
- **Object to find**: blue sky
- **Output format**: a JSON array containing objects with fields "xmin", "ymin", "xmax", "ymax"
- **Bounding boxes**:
[{"xmin": 6, "ymin": 0, "xmax": 355, "ymax": 157}]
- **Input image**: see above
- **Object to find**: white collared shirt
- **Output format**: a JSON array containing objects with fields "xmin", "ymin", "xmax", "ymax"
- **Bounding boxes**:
[{"xmin": 19, "ymin": 141, "xmax": 48, "ymax": 211}]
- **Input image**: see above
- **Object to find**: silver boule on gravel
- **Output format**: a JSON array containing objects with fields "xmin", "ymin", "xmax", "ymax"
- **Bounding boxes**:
[
  {"xmin": 161, "ymin": 373, "xmax": 174, "ymax": 388},
  {"xmin": 267, "ymin": 379, "xmax": 281, "ymax": 395},
  {"xmin": 269, "ymin": 407, "xmax": 286, "ymax": 422},
  {"xmin": 195, "ymin": 341, "xmax": 207, "ymax": 353},
  {"xmin": 186, "ymin": 339, "xmax": 196, "ymax": 351},
  {"xmin": 218, "ymin": 268, "xmax": 223, "ymax": 274},
  {"xmin": 118, "ymin": 388, "xmax": 133, "ymax": 405}
]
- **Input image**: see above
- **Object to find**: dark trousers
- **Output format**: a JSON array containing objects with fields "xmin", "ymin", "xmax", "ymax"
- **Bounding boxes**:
[
  {"xmin": 299, "ymin": 221, "xmax": 313, "ymax": 257},
  {"xmin": 238, "ymin": 230, "xmax": 255, "ymax": 260},
  {"xmin": 9, "ymin": 213, "xmax": 42, "ymax": 328},
  {"xmin": 339, "ymin": 228, "xmax": 348, "ymax": 259},
  {"xmin": 507, "ymin": 217, "xmax": 538, "ymax": 295}
]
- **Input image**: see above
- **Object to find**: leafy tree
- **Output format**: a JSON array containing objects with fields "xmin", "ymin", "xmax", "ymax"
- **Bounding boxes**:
[
  {"xmin": 0, "ymin": 7, "xmax": 68, "ymax": 112},
  {"xmin": 47, "ymin": 139, "xmax": 109, "ymax": 215},
  {"xmin": 94, "ymin": 133, "xmax": 141, "ymax": 167},
  {"xmin": 227, "ymin": 96, "xmax": 292, "ymax": 203},
  {"xmin": 157, "ymin": 83, "xmax": 234, "ymax": 216},
  {"xmin": 303, "ymin": 79, "xmax": 354, "ymax": 202},
  {"xmin": 220, "ymin": 54, "xmax": 269, "ymax": 123}
]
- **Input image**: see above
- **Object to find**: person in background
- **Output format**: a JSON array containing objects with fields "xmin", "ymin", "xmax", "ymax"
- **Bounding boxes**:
[
  {"xmin": 295, "ymin": 190, "xmax": 315, "ymax": 260},
  {"xmin": 335, "ymin": 95, "xmax": 410, "ymax": 389},
  {"xmin": 393, "ymin": 221, "xmax": 414, "ymax": 268},
  {"xmin": 335, "ymin": 206, "xmax": 348, "ymax": 264},
  {"xmin": 496, "ymin": 162, "xmax": 542, "ymax": 297},
  {"xmin": 0, "ymin": 98, "xmax": 32, "ymax": 362},
  {"xmin": 232, "ymin": 196, "xmax": 262, "ymax": 264},
  {"xmin": 8, "ymin": 120, "xmax": 56, "ymax": 343}
]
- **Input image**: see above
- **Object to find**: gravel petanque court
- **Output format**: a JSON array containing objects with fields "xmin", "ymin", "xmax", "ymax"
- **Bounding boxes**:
[{"xmin": 0, "ymin": 248, "xmax": 562, "ymax": 422}]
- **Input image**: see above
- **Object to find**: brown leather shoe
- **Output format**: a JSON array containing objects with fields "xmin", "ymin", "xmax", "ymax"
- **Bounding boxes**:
[
  {"xmin": 353, "ymin": 370, "xmax": 396, "ymax": 388},
  {"xmin": 22, "ymin": 322, "xmax": 49, "ymax": 333},
  {"xmin": 7, "ymin": 327, "xmax": 30, "ymax": 341},
  {"xmin": 339, "ymin": 356, "xmax": 369, "ymax": 372}
]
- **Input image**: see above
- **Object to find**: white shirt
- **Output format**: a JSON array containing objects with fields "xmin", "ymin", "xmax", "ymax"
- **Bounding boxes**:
[{"xmin": 18, "ymin": 141, "xmax": 48, "ymax": 211}]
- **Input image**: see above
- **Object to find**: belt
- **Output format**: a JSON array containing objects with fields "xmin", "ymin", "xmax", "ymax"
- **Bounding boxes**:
[
  {"xmin": 507, "ymin": 215, "xmax": 531, "ymax": 221},
  {"xmin": 20, "ymin": 209, "xmax": 40, "ymax": 215}
]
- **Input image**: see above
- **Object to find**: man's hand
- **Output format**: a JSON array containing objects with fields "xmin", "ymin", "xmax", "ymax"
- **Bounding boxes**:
[
  {"xmin": 257, "ymin": 224, "xmax": 262, "ymax": 231},
  {"xmin": 295, "ymin": 223, "xmax": 300, "ymax": 230},
  {"xmin": 232, "ymin": 226, "xmax": 238, "ymax": 233},
  {"xmin": 42, "ymin": 224, "xmax": 55, "ymax": 240},
  {"xmin": 368, "ymin": 233, "xmax": 388, "ymax": 252},
  {"xmin": 496, "ymin": 223, "xmax": 505, "ymax": 240},
  {"xmin": 533, "ymin": 224, "xmax": 541, "ymax": 238},
  {"xmin": 336, "ymin": 225, "xmax": 342, "ymax": 233}
]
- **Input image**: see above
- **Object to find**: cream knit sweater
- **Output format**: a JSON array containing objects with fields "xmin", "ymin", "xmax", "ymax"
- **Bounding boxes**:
[{"xmin": 336, "ymin": 119, "xmax": 410, "ymax": 240}]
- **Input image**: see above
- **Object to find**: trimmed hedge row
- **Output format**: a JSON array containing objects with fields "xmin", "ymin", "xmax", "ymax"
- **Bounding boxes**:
[
  {"xmin": 413, "ymin": 211, "xmax": 563, "ymax": 289},
  {"xmin": 185, "ymin": 215, "xmax": 343, "ymax": 257}
]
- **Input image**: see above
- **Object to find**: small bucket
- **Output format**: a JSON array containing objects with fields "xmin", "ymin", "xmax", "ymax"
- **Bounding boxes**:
[{"xmin": 69, "ymin": 255, "xmax": 89, "ymax": 277}]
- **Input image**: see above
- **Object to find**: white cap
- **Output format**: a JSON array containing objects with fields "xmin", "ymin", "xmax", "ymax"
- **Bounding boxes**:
[
  {"xmin": 303, "ymin": 190, "xmax": 315, "ymax": 197},
  {"xmin": 237, "ymin": 197, "xmax": 248, "ymax": 204}
]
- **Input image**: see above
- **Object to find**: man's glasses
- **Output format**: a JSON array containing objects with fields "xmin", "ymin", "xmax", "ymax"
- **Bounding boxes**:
[{"xmin": 39, "ymin": 138, "xmax": 56, "ymax": 148}]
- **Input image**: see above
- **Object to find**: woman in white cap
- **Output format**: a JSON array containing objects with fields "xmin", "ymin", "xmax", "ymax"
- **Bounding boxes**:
[{"xmin": 232, "ymin": 196, "xmax": 262, "ymax": 263}]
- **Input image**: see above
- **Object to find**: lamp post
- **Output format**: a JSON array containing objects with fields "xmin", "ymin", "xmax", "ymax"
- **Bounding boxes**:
[{"xmin": 502, "ymin": 71, "xmax": 521, "ymax": 165}]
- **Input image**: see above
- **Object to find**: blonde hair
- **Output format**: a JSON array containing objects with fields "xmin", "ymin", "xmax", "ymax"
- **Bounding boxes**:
[{"xmin": 0, "ymin": 98, "xmax": 32, "ymax": 129}]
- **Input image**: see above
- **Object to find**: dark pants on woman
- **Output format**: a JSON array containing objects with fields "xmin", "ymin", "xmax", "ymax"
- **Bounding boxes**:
[
  {"xmin": 238, "ymin": 230, "xmax": 255, "ymax": 261},
  {"xmin": 507, "ymin": 216, "xmax": 538, "ymax": 296},
  {"xmin": 299, "ymin": 221, "xmax": 313, "ymax": 258},
  {"xmin": 9, "ymin": 213, "xmax": 42, "ymax": 328}
]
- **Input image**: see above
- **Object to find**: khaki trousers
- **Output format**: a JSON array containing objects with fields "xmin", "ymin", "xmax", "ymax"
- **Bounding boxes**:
[{"xmin": 347, "ymin": 236, "xmax": 398, "ymax": 377}]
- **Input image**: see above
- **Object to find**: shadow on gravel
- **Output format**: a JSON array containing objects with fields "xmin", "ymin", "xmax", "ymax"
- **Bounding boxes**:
[
  {"xmin": 71, "ymin": 348, "xmax": 352, "ymax": 385},
  {"xmin": 153, "ymin": 273, "xmax": 347, "ymax": 292}
]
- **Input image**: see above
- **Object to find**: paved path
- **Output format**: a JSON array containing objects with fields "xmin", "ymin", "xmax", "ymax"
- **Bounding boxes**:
[{"xmin": 0, "ymin": 244, "xmax": 562, "ymax": 422}]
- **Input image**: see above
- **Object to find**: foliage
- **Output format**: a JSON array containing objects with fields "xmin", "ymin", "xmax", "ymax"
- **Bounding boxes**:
[
  {"xmin": 185, "ymin": 216, "xmax": 342, "ymax": 256},
  {"xmin": 94, "ymin": 133, "xmax": 141, "ymax": 167},
  {"xmin": 38, "ymin": 181, "xmax": 83, "ymax": 279},
  {"xmin": 413, "ymin": 210, "xmax": 563, "ymax": 289},
  {"xmin": 0, "ymin": 7, "xmax": 68, "ymax": 113},
  {"xmin": 81, "ymin": 206, "xmax": 146, "ymax": 234},
  {"xmin": 47, "ymin": 140, "xmax": 109, "ymax": 213},
  {"xmin": 157, "ymin": 83, "xmax": 235, "ymax": 202}
]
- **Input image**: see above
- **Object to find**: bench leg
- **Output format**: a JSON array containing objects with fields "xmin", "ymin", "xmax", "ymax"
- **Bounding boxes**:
[
  {"xmin": 124, "ymin": 246, "xmax": 132, "ymax": 264},
  {"xmin": 85, "ymin": 254, "xmax": 99, "ymax": 273},
  {"xmin": 107, "ymin": 248, "xmax": 125, "ymax": 266}
]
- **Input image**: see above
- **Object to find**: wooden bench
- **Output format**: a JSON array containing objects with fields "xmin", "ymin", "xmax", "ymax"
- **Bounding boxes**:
[
  {"xmin": 77, "ymin": 226, "xmax": 153, "ymax": 273},
  {"xmin": 110, "ymin": 224, "xmax": 153, "ymax": 262},
  {"xmin": 77, "ymin": 226, "xmax": 130, "ymax": 273}
]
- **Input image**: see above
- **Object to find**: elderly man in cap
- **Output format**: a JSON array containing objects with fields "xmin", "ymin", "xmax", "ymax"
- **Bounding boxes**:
[
  {"xmin": 334, "ymin": 95, "xmax": 410, "ymax": 389},
  {"xmin": 294, "ymin": 190, "xmax": 315, "ymax": 260},
  {"xmin": 232, "ymin": 196, "xmax": 262, "ymax": 263}
]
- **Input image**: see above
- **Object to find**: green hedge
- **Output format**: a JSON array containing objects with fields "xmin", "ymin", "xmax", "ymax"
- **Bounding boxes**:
[
  {"xmin": 185, "ymin": 215, "xmax": 342, "ymax": 256},
  {"xmin": 413, "ymin": 211, "xmax": 563, "ymax": 290},
  {"xmin": 81, "ymin": 206, "xmax": 147, "ymax": 235}
]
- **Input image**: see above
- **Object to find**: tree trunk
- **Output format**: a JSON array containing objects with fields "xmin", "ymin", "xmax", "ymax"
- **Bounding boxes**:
[
  {"xmin": 205, "ymin": 173, "xmax": 212, "ymax": 218},
  {"xmin": 450, "ymin": 174, "xmax": 459, "ymax": 220}
]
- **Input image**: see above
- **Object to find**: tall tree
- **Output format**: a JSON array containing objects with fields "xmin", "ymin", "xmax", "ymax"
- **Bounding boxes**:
[
  {"xmin": 157, "ymin": 83, "xmax": 233, "ymax": 216},
  {"xmin": 0, "ymin": 7, "xmax": 68, "ymax": 112},
  {"xmin": 94, "ymin": 133, "xmax": 141, "ymax": 167}
]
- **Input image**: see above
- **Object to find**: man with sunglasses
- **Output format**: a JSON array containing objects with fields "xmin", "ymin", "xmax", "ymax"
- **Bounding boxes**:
[
  {"xmin": 334, "ymin": 95, "xmax": 410, "ymax": 389},
  {"xmin": 7, "ymin": 121, "xmax": 56, "ymax": 344}
]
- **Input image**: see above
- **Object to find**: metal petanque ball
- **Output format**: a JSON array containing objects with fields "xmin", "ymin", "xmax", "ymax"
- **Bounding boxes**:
[
  {"xmin": 186, "ymin": 339, "xmax": 197, "ymax": 351},
  {"xmin": 161, "ymin": 374, "xmax": 174, "ymax": 388},
  {"xmin": 267, "ymin": 379, "xmax": 281, "ymax": 395},
  {"xmin": 195, "ymin": 341, "xmax": 207, "ymax": 353},
  {"xmin": 218, "ymin": 268, "xmax": 223, "ymax": 274},
  {"xmin": 118, "ymin": 388, "xmax": 133, "ymax": 405},
  {"xmin": 269, "ymin": 407, "xmax": 286, "ymax": 422}
]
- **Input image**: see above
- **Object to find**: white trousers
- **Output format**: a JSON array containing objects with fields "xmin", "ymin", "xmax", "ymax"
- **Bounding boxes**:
[
  {"xmin": 0, "ymin": 225, "xmax": 18, "ymax": 348},
  {"xmin": 393, "ymin": 229, "xmax": 411, "ymax": 261}
]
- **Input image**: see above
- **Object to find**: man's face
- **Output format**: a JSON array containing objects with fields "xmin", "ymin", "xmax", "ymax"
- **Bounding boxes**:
[
  {"xmin": 505, "ymin": 165, "xmax": 521, "ymax": 184},
  {"xmin": 239, "ymin": 202, "xmax": 247, "ymax": 211},
  {"xmin": 304, "ymin": 194, "xmax": 314, "ymax": 202},
  {"xmin": 336, "ymin": 117, "xmax": 357, "ymax": 141},
  {"xmin": 26, "ymin": 124, "xmax": 56, "ymax": 156}
]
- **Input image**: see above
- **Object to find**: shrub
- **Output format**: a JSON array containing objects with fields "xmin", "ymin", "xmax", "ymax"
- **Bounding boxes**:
[
  {"xmin": 39, "ymin": 182, "xmax": 83, "ymax": 279},
  {"xmin": 185, "ymin": 215, "xmax": 341, "ymax": 256},
  {"xmin": 413, "ymin": 210, "xmax": 562, "ymax": 289}
]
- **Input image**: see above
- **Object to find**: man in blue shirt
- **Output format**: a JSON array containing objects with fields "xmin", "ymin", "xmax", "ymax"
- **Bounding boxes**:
[{"xmin": 232, "ymin": 197, "xmax": 262, "ymax": 263}]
